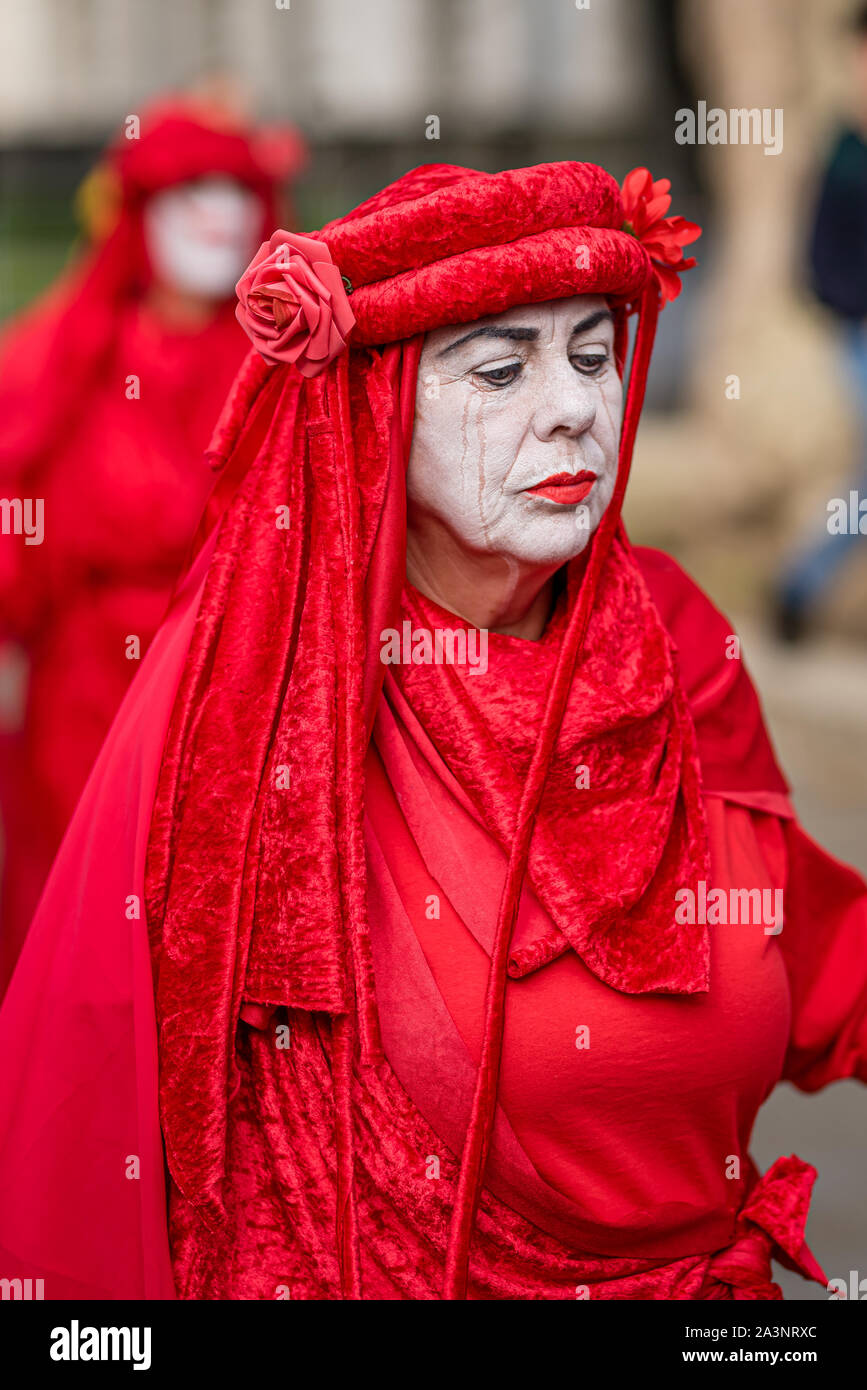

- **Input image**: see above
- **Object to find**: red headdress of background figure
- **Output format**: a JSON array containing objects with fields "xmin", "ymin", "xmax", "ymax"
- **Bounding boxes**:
[
  {"xmin": 0, "ymin": 84, "xmax": 306, "ymax": 480},
  {"xmin": 144, "ymin": 161, "xmax": 703, "ymax": 1299}
]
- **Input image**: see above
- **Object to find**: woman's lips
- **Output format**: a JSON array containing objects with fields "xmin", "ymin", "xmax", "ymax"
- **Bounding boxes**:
[{"xmin": 524, "ymin": 471, "xmax": 597, "ymax": 505}]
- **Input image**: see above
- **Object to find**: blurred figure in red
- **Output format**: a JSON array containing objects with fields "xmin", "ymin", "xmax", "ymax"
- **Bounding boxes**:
[{"xmin": 0, "ymin": 91, "xmax": 305, "ymax": 992}]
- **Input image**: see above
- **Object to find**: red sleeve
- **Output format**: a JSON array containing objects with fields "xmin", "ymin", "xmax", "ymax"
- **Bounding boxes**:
[
  {"xmin": 634, "ymin": 545, "xmax": 788, "ymax": 797},
  {"xmin": 634, "ymin": 546, "xmax": 867, "ymax": 1090},
  {"xmin": 778, "ymin": 819, "xmax": 867, "ymax": 1091}
]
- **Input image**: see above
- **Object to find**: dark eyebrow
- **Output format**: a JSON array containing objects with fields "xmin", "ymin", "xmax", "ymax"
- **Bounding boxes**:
[
  {"xmin": 571, "ymin": 309, "xmax": 614, "ymax": 336},
  {"xmin": 437, "ymin": 308, "xmax": 614, "ymax": 357},
  {"xmin": 437, "ymin": 325, "xmax": 538, "ymax": 356}
]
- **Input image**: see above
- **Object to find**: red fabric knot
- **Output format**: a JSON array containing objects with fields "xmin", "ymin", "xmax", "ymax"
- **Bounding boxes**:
[
  {"xmin": 701, "ymin": 1156, "xmax": 827, "ymax": 1300},
  {"xmin": 235, "ymin": 229, "xmax": 356, "ymax": 375},
  {"xmin": 620, "ymin": 167, "xmax": 701, "ymax": 306}
]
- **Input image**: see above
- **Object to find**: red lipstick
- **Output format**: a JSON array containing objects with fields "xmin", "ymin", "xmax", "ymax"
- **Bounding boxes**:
[{"xmin": 524, "ymin": 470, "xmax": 596, "ymax": 505}]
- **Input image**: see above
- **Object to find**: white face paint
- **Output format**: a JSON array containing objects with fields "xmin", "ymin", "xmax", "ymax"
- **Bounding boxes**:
[
  {"xmin": 408, "ymin": 296, "xmax": 623, "ymax": 568},
  {"xmin": 143, "ymin": 176, "xmax": 263, "ymax": 301}
]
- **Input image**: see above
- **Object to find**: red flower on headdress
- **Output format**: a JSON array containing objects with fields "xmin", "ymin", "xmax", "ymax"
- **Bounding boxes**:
[
  {"xmin": 620, "ymin": 167, "xmax": 701, "ymax": 306},
  {"xmin": 235, "ymin": 230, "xmax": 355, "ymax": 376}
]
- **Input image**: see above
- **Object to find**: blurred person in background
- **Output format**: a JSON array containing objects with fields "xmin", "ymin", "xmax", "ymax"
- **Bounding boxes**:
[
  {"xmin": 0, "ymin": 91, "xmax": 306, "ymax": 994},
  {"xmin": 775, "ymin": 3, "xmax": 867, "ymax": 640}
]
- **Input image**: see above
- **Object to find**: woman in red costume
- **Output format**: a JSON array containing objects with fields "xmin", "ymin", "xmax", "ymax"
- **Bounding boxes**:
[
  {"xmin": 0, "ymin": 160, "xmax": 864, "ymax": 1301},
  {"xmin": 0, "ymin": 96, "xmax": 304, "ymax": 992}
]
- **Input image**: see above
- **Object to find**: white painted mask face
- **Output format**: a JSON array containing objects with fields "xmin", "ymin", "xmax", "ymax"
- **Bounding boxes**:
[
  {"xmin": 143, "ymin": 176, "xmax": 263, "ymax": 300},
  {"xmin": 408, "ymin": 296, "xmax": 623, "ymax": 568}
]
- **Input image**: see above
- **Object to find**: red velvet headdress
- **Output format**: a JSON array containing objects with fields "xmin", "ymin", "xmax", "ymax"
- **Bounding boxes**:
[{"xmin": 145, "ymin": 161, "xmax": 701, "ymax": 1299}]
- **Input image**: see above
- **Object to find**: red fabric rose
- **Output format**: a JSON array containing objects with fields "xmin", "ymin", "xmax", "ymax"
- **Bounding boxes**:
[
  {"xmin": 235, "ymin": 230, "xmax": 355, "ymax": 376},
  {"xmin": 620, "ymin": 167, "xmax": 701, "ymax": 305}
]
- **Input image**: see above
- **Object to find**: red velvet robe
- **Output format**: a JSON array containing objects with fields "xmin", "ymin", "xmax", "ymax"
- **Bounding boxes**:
[
  {"xmin": 0, "ymin": 530, "xmax": 863, "ymax": 1300},
  {"xmin": 165, "ymin": 553, "xmax": 863, "ymax": 1298}
]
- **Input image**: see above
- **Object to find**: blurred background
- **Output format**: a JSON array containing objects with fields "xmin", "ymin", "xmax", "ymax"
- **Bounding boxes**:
[{"xmin": 0, "ymin": 0, "xmax": 865, "ymax": 1299}]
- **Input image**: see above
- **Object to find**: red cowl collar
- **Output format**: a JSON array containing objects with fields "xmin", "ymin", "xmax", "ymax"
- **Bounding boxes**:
[{"xmin": 386, "ymin": 535, "xmax": 711, "ymax": 995}]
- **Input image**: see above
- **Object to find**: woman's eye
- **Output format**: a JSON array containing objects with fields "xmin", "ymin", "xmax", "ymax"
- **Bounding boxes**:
[
  {"xmin": 473, "ymin": 362, "xmax": 522, "ymax": 387},
  {"xmin": 572, "ymin": 352, "xmax": 609, "ymax": 377}
]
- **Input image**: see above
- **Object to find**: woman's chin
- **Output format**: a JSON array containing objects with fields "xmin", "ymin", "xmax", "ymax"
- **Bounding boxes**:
[{"xmin": 490, "ymin": 521, "xmax": 598, "ymax": 568}]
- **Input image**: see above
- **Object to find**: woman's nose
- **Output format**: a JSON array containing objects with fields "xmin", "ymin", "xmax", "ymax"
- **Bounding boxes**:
[{"xmin": 531, "ymin": 365, "xmax": 597, "ymax": 441}]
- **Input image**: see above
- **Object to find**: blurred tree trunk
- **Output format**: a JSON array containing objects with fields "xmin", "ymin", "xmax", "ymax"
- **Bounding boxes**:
[{"xmin": 676, "ymin": 0, "xmax": 853, "ymax": 505}]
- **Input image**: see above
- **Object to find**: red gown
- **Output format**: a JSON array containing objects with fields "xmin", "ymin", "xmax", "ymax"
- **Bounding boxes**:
[
  {"xmin": 164, "ymin": 554, "xmax": 865, "ymax": 1298},
  {"xmin": 0, "ymin": 297, "xmax": 248, "ymax": 991},
  {"xmin": 0, "ymin": 529, "xmax": 864, "ymax": 1298}
]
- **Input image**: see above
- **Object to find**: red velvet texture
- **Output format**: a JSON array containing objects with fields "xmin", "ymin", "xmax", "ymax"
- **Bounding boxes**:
[
  {"xmin": 390, "ymin": 541, "xmax": 712, "ymax": 991},
  {"xmin": 319, "ymin": 163, "xmax": 648, "ymax": 343},
  {"xmin": 166, "ymin": 1005, "xmax": 821, "ymax": 1300},
  {"xmin": 145, "ymin": 162, "xmax": 718, "ymax": 1298}
]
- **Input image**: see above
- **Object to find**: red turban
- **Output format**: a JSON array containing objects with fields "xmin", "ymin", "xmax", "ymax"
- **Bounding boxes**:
[{"xmin": 145, "ymin": 161, "xmax": 703, "ymax": 1299}]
